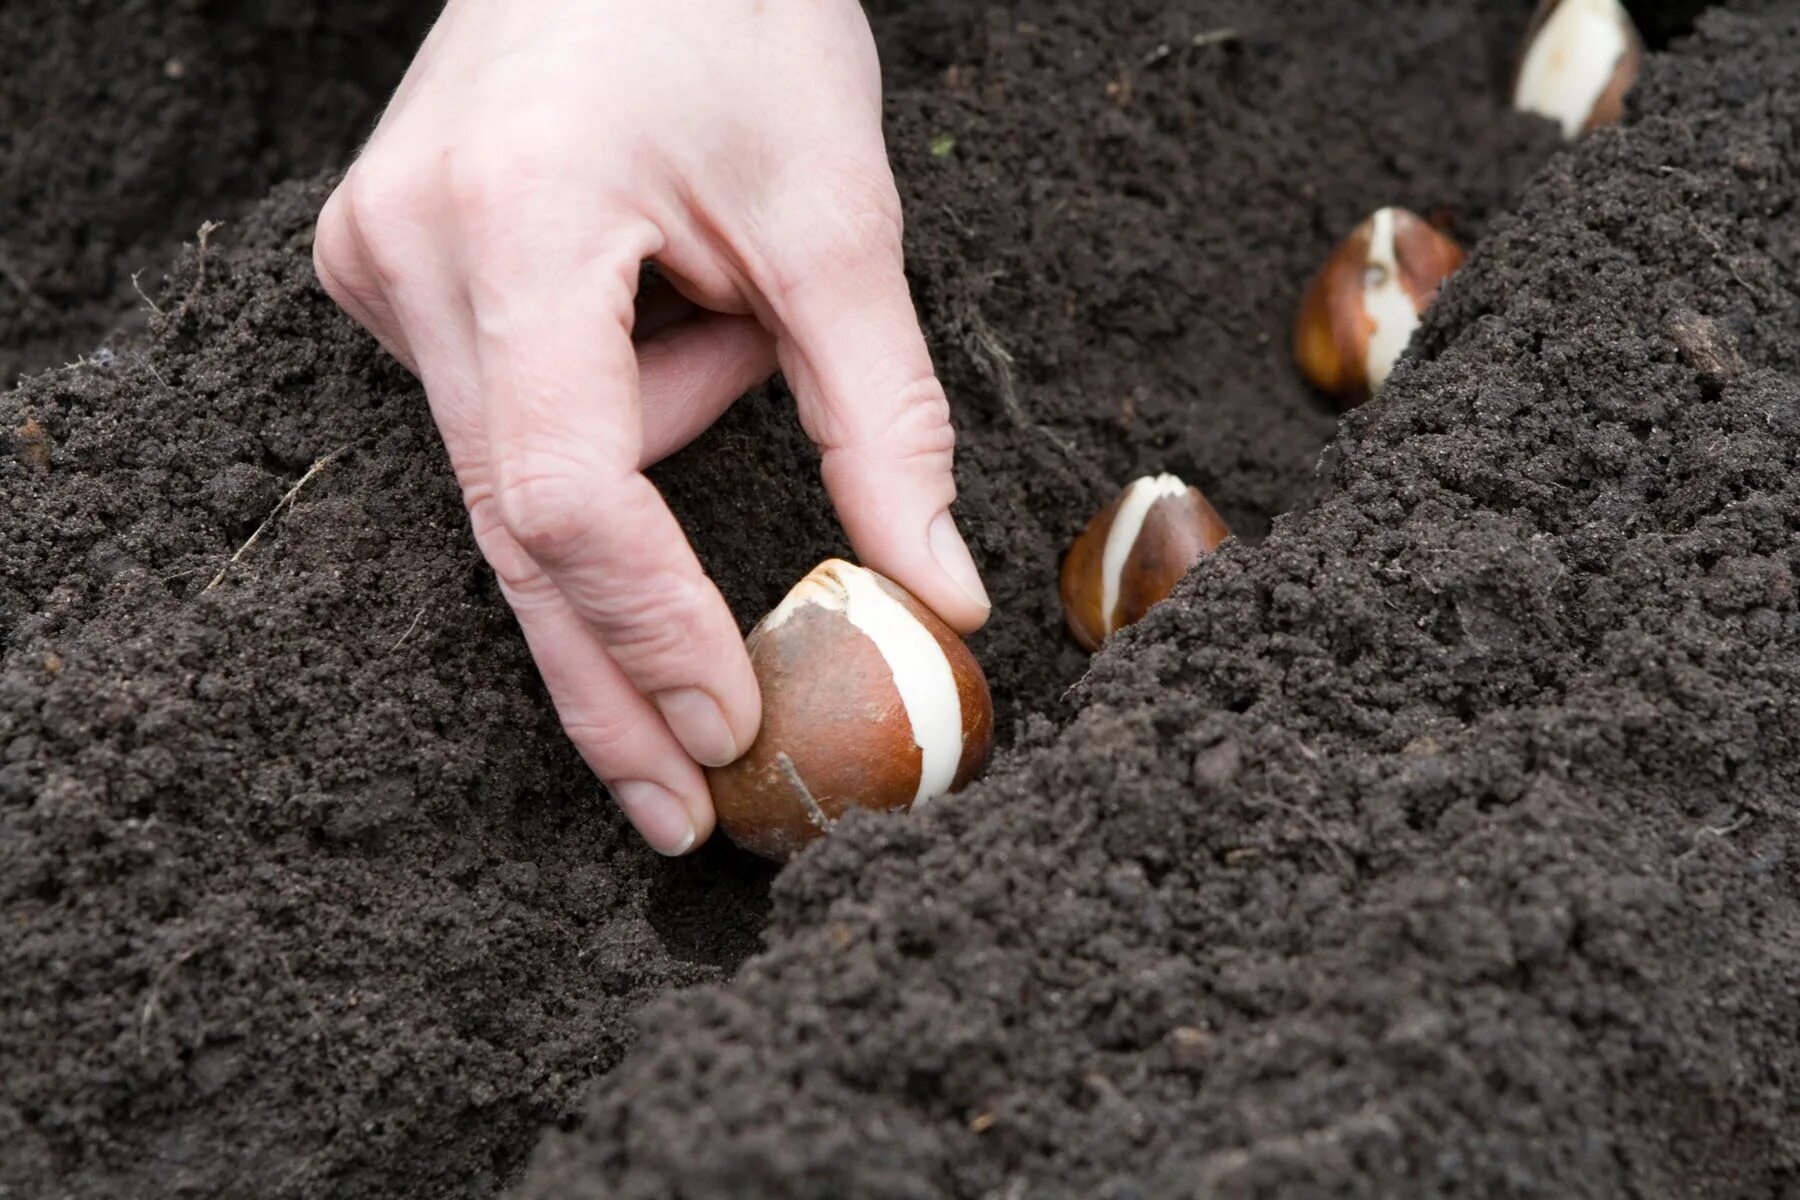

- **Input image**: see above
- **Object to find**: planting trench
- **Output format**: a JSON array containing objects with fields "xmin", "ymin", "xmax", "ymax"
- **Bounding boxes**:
[{"xmin": 3, "ymin": 1, "xmax": 1798, "ymax": 1197}]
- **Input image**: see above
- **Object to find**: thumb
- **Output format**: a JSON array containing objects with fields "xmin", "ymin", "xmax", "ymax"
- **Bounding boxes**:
[{"xmin": 764, "ymin": 221, "xmax": 991, "ymax": 634}]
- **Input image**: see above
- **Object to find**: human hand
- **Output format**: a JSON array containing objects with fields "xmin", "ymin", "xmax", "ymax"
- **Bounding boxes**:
[{"xmin": 312, "ymin": 0, "xmax": 989, "ymax": 855}]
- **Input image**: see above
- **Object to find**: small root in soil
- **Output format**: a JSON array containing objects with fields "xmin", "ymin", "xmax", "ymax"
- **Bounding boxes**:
[
  {"xmin": 391, "ymin": 607, "xmax": 427, "ymax": 651},
  {"xmin": 179, "ymin": 219, "xmax": 226, "ymax": 317},
  {"xmin": 130, "ymin": 270, "xmax": 165, "ymax": 315},
  {"xmin": 137, "ymin": 939, "xmax": 209, "ymax": 1058},
  {"xmin": 205, "ymin": 445, "xmax": 350, "ymax": 591},
  {"xmin": 1670, "ymin": 813, "xmax": 1751, "ymax": 877},
  {"xmin": 962, "ymin": 300, "xmax": 1079, "ymax": 461},
  {"xmin": 1142, "ymin": 26, "xmax": 1241, "ymax": 68}
]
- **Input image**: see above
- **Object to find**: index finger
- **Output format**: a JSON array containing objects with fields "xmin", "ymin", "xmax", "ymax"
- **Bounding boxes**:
[
  {"xmin": 463, "ymin": 210, "xmax": 763, "ymax": 781},
  {"xmin": 746, "ymin": 176, "xmax": 991, "ymax": 634}
]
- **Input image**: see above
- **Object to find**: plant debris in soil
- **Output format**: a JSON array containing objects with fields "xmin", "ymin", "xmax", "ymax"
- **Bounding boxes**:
[{"xmin": 3, "ymin": 1, "xmax": 1798, "ymax": 1198}]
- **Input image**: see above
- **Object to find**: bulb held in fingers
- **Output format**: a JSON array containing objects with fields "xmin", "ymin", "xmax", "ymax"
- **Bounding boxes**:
[{"xmin": 706, "ymin": 559, "xmax": 993, "ymax": 861}]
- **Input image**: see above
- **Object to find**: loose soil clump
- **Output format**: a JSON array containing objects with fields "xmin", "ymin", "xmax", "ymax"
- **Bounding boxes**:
[{"xmin": 3, "ymin": 2, "xmax": 1797, "ymax": 1198}]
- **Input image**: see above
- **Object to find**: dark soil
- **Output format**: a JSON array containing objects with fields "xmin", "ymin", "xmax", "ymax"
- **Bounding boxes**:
[
  {"xmin": 0, "ymin": 0, "xmax": 436, "ymax": 387},
  {"xmin": 4, "ymin": 2, "xmax": 1798, "ymax": 1198}
]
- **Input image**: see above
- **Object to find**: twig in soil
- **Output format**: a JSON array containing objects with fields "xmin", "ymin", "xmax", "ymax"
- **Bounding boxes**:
[
  {"xmin": 195, "ymin": 219, "xmax": 222, "ymax": 285},
  {"xmin": 178, "ymin": 219, "xmax": 225, "ymax": 317},
  {"xmin": 130, "ymin": 270, "xmax": 165, "ymax": 316},
  {"xmin": 962, "ymin": 302, "xmax": 1080, "ymax": 462},
  {"xmin": 274, "ymin": 948, "xmax": 336, "ymax": 1058},
  {"xmin": 1248, "ymin": 787, "xmax": 1355, "ymax": 875},
  {"xmin": 1142, "ymin": 27, "xmax": 1240, "ymax": 67},
  {"xmin": 204, "ymin": 445, "xmax": 350, "ymax": 591},
  {"xmin": 1670, "ymin": 813, "xmax": 1751, "ymax": 875},
  {"xmin": 276, "ymin": 1149, "xmax": 326, "ymax": 1194},
  {"xmin": 58, "ymin": 351, "xmax": 115, "ymax": 374},
  {"xmin": 138, "ymin": 938, "xmax": 210, "ymax": 1058},
  {"xmin": 391, "ymin": 607, "xmax": 427, "ymax": 651},
  {"xmin": 133, "ymin": 351, "xmax": 174, "ymax": 393},
  {"xmin": 1060, "ymin": 661, "xmax": 1098, "ymax": 705},
  {"xmin": 1054, "ymin": 811, "xmax": 1097, "ymax": 857},
  {"xmin": 1698, "ymin": 225, "xmax": 1768, "ymax": 302},
  {"xmin": 1663, "ymin": 195, "xmax": 1778, "ymax": 302}
]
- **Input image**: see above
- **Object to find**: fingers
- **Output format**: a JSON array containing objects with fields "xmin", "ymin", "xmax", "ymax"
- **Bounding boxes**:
[
  {"xmin": 317, "ymin": 166, "xmax": 779, "ymax": 858},
  {"xmin": 633, "ymin": 272, "xmax": 699, "ymax": 343},
  {"xmin": 472, "ymin": 238, "xmax": 763, "ymax": 783},
  {"xmin": 497, "ymin": 561, "xmax": 715, "ymax": 855},
  {"xmin": 636, "ymin": 313, "xmax": 777, "ymax": 466},
  {"xmin": 480, "ymin": 308, "xmax": 768, "ymax": 853},
  {"xmin": 762, "ymin": 201, "xmax": 990, "ymax": 634}
]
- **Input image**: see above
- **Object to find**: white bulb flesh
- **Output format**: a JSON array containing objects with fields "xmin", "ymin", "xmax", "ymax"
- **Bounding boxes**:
[
  {"xmin": 1360, "ymin": 207, "xmax": 1421, "ymax": 394},
  {"xmin": 762, "ymin": 561, "xmax": 964, "ymax": 807},
  {"xmin": 1513, "ymin": 0, "xmax": 1632, "ymax": 139},
  {"xmin": 1099, "ymin": 475, "xmax": 1191, "ymax": 639}
]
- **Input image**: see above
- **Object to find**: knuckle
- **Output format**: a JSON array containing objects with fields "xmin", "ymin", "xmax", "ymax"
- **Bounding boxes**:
[
  {"xmin": 807, "ymin": 149, "xmax": 904, "ymax": 228},
  {"xmin": 491, "ymin": 459, "xmax": 604, "ymax": 566},
  {"xmin": 445, "ymin": 139, "xmax": 521, "ymax": 222},
  {"xmin": 558, "ymin": 706, "xmax": 640, "ymax": 759},
  {"xmin": 464, "ymin": 487, "xmax": 551, "ymax": 595},
  {"xmin": 444, "ymin": 129, "xmax": 648, "ymax": 298},
  {"xmin": 596, "ymin": 574, "xmax": 714, "ymax": 668},
  {"xmin": 886, "ymin": 374, "xmax": 955, "ymax": 447},
  {"xmin": 311, "ymin": 243, "xmax": 354, "ymax": 311},
  {"xmin": 813, "ymin": 370, "xmax": 955, "ymax": 465},
  {"xmin": 312, "ymin": 195, "xmax": 359, "ymax": 288},
  {"xmin": 343, "ymin": 159, "xmax": 427, "ymax": 234},
  {"xmin": 445, "ymin": 118, "xmax": 577, "ymax": 222},
  {"xmin": 340, "ymin": 159, "xmax": 432, "ymax": 286},
  {"xmin": 312, "ymin": 235, "xmax": 380, "ymax": 320},
  {"xmin": 463, "ymin": 483, "xmax": 504, "ymax": 541},
  {"xmin": 764, "ymin": 153, "xmax": 903, "ymax": 302}
]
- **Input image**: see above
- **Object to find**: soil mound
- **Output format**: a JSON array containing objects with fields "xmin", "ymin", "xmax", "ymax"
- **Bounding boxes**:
[{"xmin": 520, "ymin": 6, "xmax": 1800, "ymax": 1198}]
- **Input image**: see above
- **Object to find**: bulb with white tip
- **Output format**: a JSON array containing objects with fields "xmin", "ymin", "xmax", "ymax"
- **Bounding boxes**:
[
  {"xmin": 1513, "ymin": 0, "xmax": 1644, "ymax": 139},
  {"xmin": 1293, "ymin": 206, "xmax": 1467, "ymax": 405},
  {"xmin": 1060, "ymin": 474, "xmax": 1231, "ymax": 652},
  {"xmin": 706, "ymin": 559, "xmax": 993, "ymax": 861}
]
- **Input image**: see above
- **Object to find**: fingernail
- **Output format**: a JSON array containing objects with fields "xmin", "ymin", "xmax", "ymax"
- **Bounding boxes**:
[
  {"xmin": 611, "ymin": 780, "xmax": 698, "ymax": 856},
  {"xmin": 928, "ymin": 510, "xmax": 991, "ymax": 611},
  {"xmin": 653, "ymin": 687, "xmax": 741, "ymax": 768}
]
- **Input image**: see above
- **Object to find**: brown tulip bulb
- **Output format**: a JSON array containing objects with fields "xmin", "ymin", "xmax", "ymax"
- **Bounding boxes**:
[
  {"xmin": 1060, "ymin": 474, "xmax": 1230, "ymax": 652},
  {"xmin": 1293, "ymin": 206, "xmax": 1466, "ymax": 405},
  {"xmin": 706, "ymin": 559, "xmax": 993, "ymax": 861},
  {"xmin": 1513, "ymin": 0, "xmax": 1643, "ymax": 139}
]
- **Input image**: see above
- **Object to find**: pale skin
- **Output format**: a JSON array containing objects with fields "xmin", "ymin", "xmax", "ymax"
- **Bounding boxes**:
[{"xmin": 313, "ymin": 0, "xmax": 989, "ymax": 855}]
